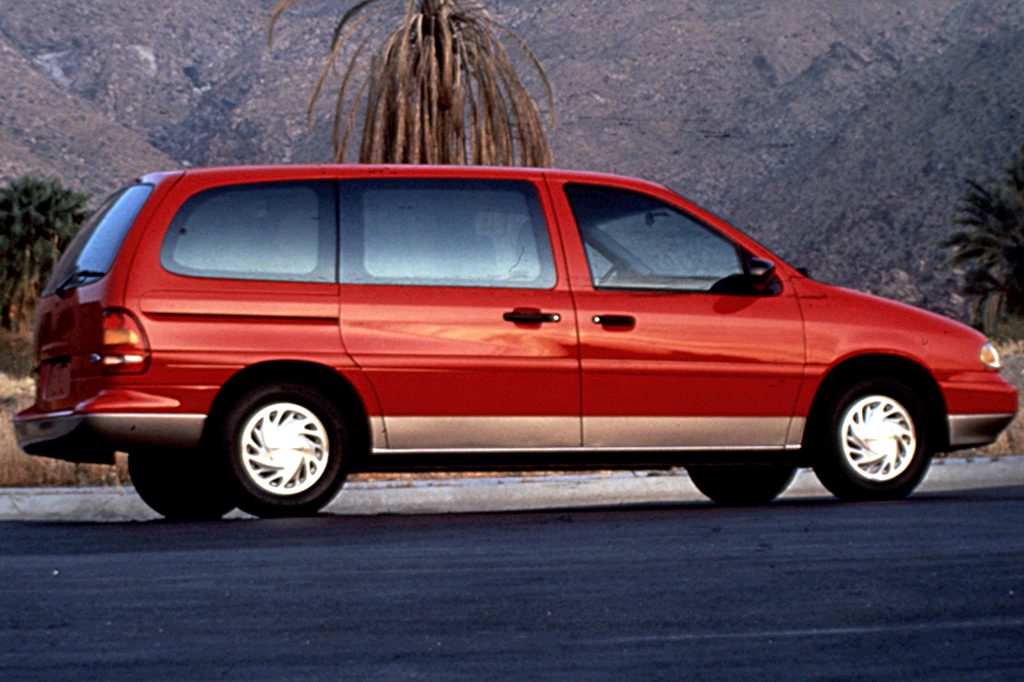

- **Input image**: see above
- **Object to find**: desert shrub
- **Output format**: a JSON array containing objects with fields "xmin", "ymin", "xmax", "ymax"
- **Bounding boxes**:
[{"xmin": 987, "ymin": 315, "xmax": 1024, "ymax": 345}]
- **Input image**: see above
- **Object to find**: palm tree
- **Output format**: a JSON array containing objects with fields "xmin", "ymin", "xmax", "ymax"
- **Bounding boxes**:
[
  {"xmin": 268, "ymin": 0, "xmax": 555, "ymax": 166},
  {"xmin": 0, "ymin": 176, "xmax": 90, "ymax": 333},
  {"xmin": 944, "ymin": 146, "xmax": 1024, "ymax": 332}
]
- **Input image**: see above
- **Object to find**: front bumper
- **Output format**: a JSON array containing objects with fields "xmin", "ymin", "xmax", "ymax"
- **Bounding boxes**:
[
  {"xmin": 947, "ymin": 413, "xmax": 1017, "ymax": 450},
  {"xmin": 15, "ymin": 412, "xmax": 206, "ymax": 464}
]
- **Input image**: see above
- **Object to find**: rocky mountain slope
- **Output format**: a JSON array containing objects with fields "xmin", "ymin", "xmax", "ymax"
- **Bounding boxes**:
[{"xmin": 1, "ymin": 0, "xmax": 1022, "ymax": 318}]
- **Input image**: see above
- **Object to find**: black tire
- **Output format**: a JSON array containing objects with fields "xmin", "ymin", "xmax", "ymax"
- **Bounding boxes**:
[
  {"xmin": 686, "ymin": 464, "xmax": 796, "ymax": 505},
  {"xmin": 128, "ymin": 450, "xmax": 235, "ymax": 521},
  {"xmin": 220, "ymin": 383, "xmax": 348, "ymax": 518},
  {"xmin": 811, "ymin": 376, "xmax": 932, "ymax": 502}
]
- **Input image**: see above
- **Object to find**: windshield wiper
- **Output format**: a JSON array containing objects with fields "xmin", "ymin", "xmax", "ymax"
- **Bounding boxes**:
[{"xmin": 55, "ymin": 269, "xmax": 107, "ymax": 297}]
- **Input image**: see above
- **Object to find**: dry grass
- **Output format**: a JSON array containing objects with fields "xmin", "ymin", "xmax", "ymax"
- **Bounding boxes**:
[
  {"xmin": 0, "ymin": 373, "xmax": 129, "ymax": 487},
  {"xmin": 996, "ymin": 339, "xmax": 1024, "ymax": 357}
]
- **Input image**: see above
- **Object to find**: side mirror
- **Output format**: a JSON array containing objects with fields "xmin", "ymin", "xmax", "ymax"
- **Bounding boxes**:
[
  {"xmin": 709, "ymin": 258, "xmax": 779, "ymax": 296},
  {"xmin": 748, "ymin": 257, "xmax": 776, "ymax": 283},
  {"xmin": 747, "ymin": 257, "xmax": 781, "ymax": 295}
]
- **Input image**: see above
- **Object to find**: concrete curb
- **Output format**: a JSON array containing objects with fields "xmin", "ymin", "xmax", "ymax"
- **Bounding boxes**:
[{"xmin": 0, "ymin": 456, "xmax": 1021, "ymax": 522}]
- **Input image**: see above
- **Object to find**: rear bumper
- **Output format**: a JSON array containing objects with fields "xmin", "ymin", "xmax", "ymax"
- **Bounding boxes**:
[
  {"xmin": 15, "ymin": 412, "xmax": 206, "ymax": 464},
  {"xmin": 947, "ymin": 413, "xmax": 1017, "ymax": 450}
]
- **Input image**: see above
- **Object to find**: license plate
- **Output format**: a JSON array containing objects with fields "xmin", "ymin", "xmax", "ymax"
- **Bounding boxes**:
[{"xmin": 42, "ymin": 362, "xmax": 70, "ymax": 401}]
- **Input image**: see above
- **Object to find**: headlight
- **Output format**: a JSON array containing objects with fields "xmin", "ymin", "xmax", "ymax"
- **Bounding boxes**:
[{"xmin": 979, "ymin": 342, "xmax": 1002, "ymax": 369}]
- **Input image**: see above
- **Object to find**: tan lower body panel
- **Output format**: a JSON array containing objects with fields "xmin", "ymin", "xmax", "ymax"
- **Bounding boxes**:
[
  {"xmin": 585, "ymin": 416, "xmax": 804, "ymax": 449},
  {"xmin": 377, "ymin": 416, "xmax": 580, "ymax": 451},
  {"xmin": 371, "ymin": 415, "xmax": 805, "ymax": 454}
]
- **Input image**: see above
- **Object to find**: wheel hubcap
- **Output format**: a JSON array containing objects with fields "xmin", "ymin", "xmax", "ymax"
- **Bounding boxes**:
[
  {"xmin": 240, "ymin": 402, "xmax": 329, "ymax": 496},
  {"xmin": 840, "ymin": 395, "xmax": 916, "ymax": 482}
]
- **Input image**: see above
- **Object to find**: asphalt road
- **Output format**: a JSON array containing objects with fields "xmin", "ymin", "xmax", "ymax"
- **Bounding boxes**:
[{"xmin": 3, "ymin": 486, "xmax": 1024, "ymax": 680}]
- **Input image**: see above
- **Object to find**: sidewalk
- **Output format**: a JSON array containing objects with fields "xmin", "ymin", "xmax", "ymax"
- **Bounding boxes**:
[{"xmin": 1, "ymin": 456, "xmax": 1021, "ymax": 522}]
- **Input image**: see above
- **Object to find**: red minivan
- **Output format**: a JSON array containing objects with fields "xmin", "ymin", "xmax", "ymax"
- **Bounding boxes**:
[{"xmin": 15, "ymin": 165, "xmax": 1018, "ymax": 519}]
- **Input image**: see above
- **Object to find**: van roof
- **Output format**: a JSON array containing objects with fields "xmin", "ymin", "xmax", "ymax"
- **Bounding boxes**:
[{"xmin": 139, "ymin": 164, "xmax": 671, "ymax": 194}]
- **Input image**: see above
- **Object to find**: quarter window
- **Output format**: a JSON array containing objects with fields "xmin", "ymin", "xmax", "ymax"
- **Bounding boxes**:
[
  {"xmin": 43, "ymin": 184, "xmax": 153, "ymax": 296},
  {"xmin": 565, "ymin": 184, "xmax": 744, "ymax": 291},
  {"xmin": 161, "ymin": 181, "xmax": 336, "ymax": 282},
  {"xmin": 339, "ymin": 179, "xmax": 556, "ymax": 289}
]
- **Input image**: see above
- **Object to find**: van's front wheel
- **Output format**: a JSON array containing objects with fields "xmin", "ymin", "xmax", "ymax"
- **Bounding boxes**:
[
  {"xmin": 221, "ymin": 384, "xmax": 347, "ymax": 518},
  {"xmin": 811, "ymin": 377, "xmax": 932, "ymax": 501}
]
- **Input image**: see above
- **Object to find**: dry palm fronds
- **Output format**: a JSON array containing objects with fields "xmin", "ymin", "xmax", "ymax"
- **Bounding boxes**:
[{"xmin": 269, "ymin": 0, "xmax": 555, "ymax": 166}]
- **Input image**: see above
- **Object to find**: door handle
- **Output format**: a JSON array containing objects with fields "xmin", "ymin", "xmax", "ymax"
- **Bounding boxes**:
[
  {"xmin": 592, "ymin": 314, "xmax": 636, "ymax": 328},
  {"xmin": 504, "ymin": 309, "xmax": 562, "ymax": 324}
]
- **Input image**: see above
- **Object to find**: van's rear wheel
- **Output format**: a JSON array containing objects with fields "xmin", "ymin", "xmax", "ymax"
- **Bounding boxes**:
[
  {"xmin": 686, "ymin": 464, "xmax": 796, "ymax": 505},
  {"xmin": 221, "ymin": 384, "xmax": 347, "ymax": 518},
  {"xmin": 811, "ymin": 377, "xmax": 932, "ymax": 501},
  {"xmin": 128, "ymin": 450, "xmax": 235, "ymax": 521}
]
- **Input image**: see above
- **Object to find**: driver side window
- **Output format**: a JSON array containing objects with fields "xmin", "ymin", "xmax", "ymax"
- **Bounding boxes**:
[{"xmin": 564, "ymin": 183, "xmax": 744, "ymax": 291}]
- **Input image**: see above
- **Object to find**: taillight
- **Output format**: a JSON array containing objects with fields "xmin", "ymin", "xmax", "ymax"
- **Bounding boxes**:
[{"xmin": 97, "ymin": 308, "xmax": 150, "ymax": 374}]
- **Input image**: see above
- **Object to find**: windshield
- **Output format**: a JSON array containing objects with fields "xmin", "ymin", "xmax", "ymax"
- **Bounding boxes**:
[{"xmin": 42, "ymin": 184, "xmax": 153, "ymax": 297}]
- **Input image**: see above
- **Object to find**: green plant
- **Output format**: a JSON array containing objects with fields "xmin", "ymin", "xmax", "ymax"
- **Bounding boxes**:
[
  {"xmin": 944, "ymin": 146, "xmax": 1024, "ymax": 333},
  {"xmin": 269, "ymin": 0, "xmax": 555, "ymax": 166},
  {"xmin": 0, "ymin": 176, "xmax": 90, "ymax": 333}
]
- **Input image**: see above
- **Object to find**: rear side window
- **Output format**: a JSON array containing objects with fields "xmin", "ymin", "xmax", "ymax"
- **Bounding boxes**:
[
  {"xmin": 339, "ymin": 179, "xmax": 556, "ymax": 289},
  {"xmin": 43, "ymin": 184, "xmax": 153, "ymax": 296},
  {"xmin": 161, "ymin": 181, "xmax": 336, "ymax": 283}
]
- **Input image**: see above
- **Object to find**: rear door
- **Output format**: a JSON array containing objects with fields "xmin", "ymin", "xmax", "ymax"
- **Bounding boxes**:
[
  {"xmin": 550, "ymin": 179, "xmax": 806, "ymax": 451},
  {"xmin": 337, "ymin": 174, "xmax": 580, "ymax": 453}
]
